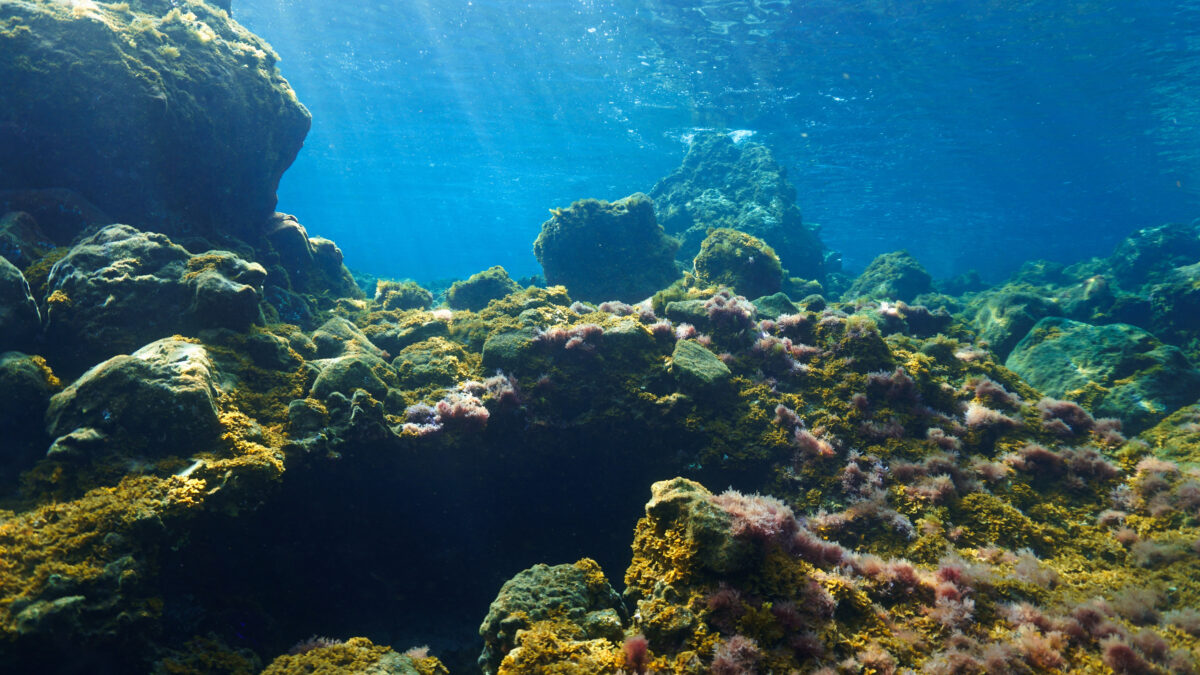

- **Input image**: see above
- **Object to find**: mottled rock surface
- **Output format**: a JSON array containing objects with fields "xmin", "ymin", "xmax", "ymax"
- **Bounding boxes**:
[
  {"xmin": 843, "ymin": 250, "xmax": 932, "ymax": 303},
  {"xmin": 43, "ymin": 225, "xmax": 266, "ymax": 371},
  {"xmin": 45, "ymin": 337, "xmax": 225, "ymax": 457},
  {"xmin": 534, "ymin": 194, "xmax": 679, "ymax": 303},
  {"xmin": 0, "ymin": 0, "xmax": 310, "ymax": 238},
  {"xmin": 1006, "ymin": 317, "xmax": 1200, "ymax": 433},
  {"xmin": 650, "ymin": 131, "xmax": 828, "ymax": 278},
  {"xmin": 478, "ymin": 559, "xmax": 625, "ymax": 675}
]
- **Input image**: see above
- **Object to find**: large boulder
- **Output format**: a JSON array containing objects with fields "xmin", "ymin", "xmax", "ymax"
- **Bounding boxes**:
[
  {"xmin": 650, "ymin": 131, "xmax": 828, "ymax": 279},
  {"xmin": 45, "ymin": 337, "xmax": 225, "ymax": 458},
  {"xmin": 478, "ymin": 559, "xmax": 626, "ymax": 675},
  {"xmin": 842, "ymin": 250, "xmax": 932, "ymax": 303},
  {"xmin": 0, "ymin": 256, "xmax": 40, "ymax": 352},
  {"xmin": 0, "ymin": 1, "xmax": 310, "ymax": 239},
  {"xmin": 43, "ymin": 224, "xmax": 266, "ymax": 372},
  {"xmin": 692, "ymin": 228, "xmax": 783, "ymax": 299},
  {"xmin": 260, "ymin": 213, "xmax": 363, "ymax": 300},
  {"xmin": 533, "ymin": 194, "xmax": 680, "ymax": 303},
  {"xmin": 1108, "ymin": 220, "xmax": 1200, "ymax": 290},
  {"xmin": 1006, "ymin": 317, "xmax": 1200, "ymax": 433}
]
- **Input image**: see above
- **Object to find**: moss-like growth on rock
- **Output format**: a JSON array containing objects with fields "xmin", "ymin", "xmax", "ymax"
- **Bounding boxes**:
[
  {"xmin": 534, "ymin": 193, "xmax": 680, "ymax": 303},
  {"xmin": 446, "ymin": 266, "xmax": 521, "ymax": 311},
  {"xmin": 0, "ymin": 0, "xmax": 311, "ymax": 239},
  {"xmin": 692, "ymin": 228, "xmax": 783, "ymax": 300},
  {"xmin": 843, "ymin": 250, "xmax": 932, "ymax": 303},
  {"xmin": 375, "ymin": 279, "xmax": 433, "ymax": 311}
]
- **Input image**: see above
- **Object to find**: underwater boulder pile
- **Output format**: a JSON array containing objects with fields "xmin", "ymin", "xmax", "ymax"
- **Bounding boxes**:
[{"xmin": 2, "ymin": 6, "xmax": 1200, "ymax": 674}]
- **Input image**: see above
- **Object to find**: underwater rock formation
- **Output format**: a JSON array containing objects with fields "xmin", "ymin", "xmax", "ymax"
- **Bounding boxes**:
[
  {"xmin": 0, "ymin": 255, "xmax": 40, "ymax": 352},
  {"xmin": 650, "ymin": 131, "xmax": 829, "ymax": 280},
  {"xmin": 43, "ymin": 224, "xmax": 266, "ymax": 372},
  {"xmin": 446, "ymin": 265, "xmax": 522, "ymax": 311},
  {"xmin": 0, "ymin": 0, "xmax": 310, "ymax": 239},
  {"xmin": 533, "ymin": 194, "xmax": 680, "ymax": 303},
  {"xmin": 478, "ymin": 559, "xmax": 626, "ymax": 674},
  {"xmin": 692, "ymin": 227, "xmax": 784, "ymax": 300},
  {"xmin": 1006, "ymin": 317, "xmax": 1200, "ymax": 433},
  {"xmin": 45, "ymin": 337, "xmax": 225, "ymax": 459},
  {"xmin": 0, "ymin": 352, "xmax": 56, "ymax": 483},
  {"xmin": 843, "ymin": 250, "xmax": 933, "ymax": 303},
  {"xmin": 0, "ymin": 211, "xmax": 55, "ymax": 271}
]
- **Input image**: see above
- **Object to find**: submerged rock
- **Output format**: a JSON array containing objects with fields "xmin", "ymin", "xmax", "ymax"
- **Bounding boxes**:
[
  {"xmin": 0, "ymin": 211, "xmax": 55, "ymax": 270},
  {"xmin": 478, "ymin": 559, "xmax": 625, "ymax": 675},
  {"xmin": 43, "ymin": 224, "xmax": 266, "ymax": 372},
  {"xmin": 0, "ymin": 0, "xmax": 311, "ymax": 239},
  {"xmin": 843, "ymin": 250, "xmax": 933, "ymax": 303},
  {"xmin": 261, "ymin": 212, "xmax": 363, "ymax": 301},
  {"xmin": 692, "ymin": 227, "xmax": 783, "ymax": 299},
  {"xmin": 1006, "ymin": 317, "xmax": 1200, "ymax": 433},
  {"xmin": 533, "ymin": 194, "xmax": 680, "ymax": 304},
  {"xmin": 650, "ymin": 131, "xmax": 827, "ymax": 278},
  {"xmin": 45, "ymin": 337, "xmax": 225, "ymax": 458},
  {"xmin": 0, "ymin": 256, "xmax": 40, "ymax": 352},
  {"xmin": 446, "ymin": 265, "xmax": 521, "ymax": 311},
  {"xmin": 0, "ymin": 352, "xmax": 56, "ymax": 481},
  {"xmin": 669, "ymin": 339, "xmax": 731, "ymax": 389}
]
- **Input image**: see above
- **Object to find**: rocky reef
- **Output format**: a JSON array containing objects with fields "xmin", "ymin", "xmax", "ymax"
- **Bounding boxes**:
[
  {"xmin": 0, "ymin": 0, "xmax": 311, "ymax": 240},
  {"xmin": 3, "ymin": 8, "xmax": 1200, "ymax": 675}
]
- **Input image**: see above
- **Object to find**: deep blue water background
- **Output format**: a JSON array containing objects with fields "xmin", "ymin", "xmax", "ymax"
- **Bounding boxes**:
[{"xmin": 234, "ymin": 0, "xmax": 1200, "ymax": 286}]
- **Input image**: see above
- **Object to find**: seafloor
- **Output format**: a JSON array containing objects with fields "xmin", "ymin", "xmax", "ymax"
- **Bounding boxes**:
[{"xmin": 2, "ymin": 2, "xmax": 1200, "ymax": 674}]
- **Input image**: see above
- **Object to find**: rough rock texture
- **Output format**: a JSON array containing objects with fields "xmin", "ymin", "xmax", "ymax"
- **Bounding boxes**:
[
  {"xmin": 968, "ymin": 289, "xmax": 1057, "ymax": 360},
  {"xmin": 533, "ymin": 194, "xmax": 680, "ymax": 304},
  {"xmin": 261, "ymin": 637, "xmax": 447, "ymax": 675},
  {"xmin": 0, "ymin": 211, "xmax": 55, "ymax": 270},
  {"xmin": 0, "ymin": 0, "xmax": 311, "ymax": 239},
  {"xmin": 260, "ymin": 213, "xmax": 363, "ymax": 301},
  {"xmin": 0, "ymin": 256, "xmax": 40, "ymax": 352},
  {"xmin": 0, "ymin": 189, "xmax": 111, "ymax": 244},
  {"xmin": 669, "ymin": 339, "xmax": 731, "ymax": 389},
  {"xmin": 1109, "ymin": 219, "xmax": 1200, "ymax": 290},
  {"xmin": 43, "ymin": 224, "xmax": 266, "ymax": 372},
  {"xmin": 446, "ymin": 265, "xmax": 522, "ymax": 311},
  {"xmin": 843, "ymin": 250, "xmax": 932, "ymax": 303},
  {"xmin": 45, "ymin": 337, "xmax": 224, "ymax": 457},
  {"xmin": 650, "ymin": 131, "xmax": 827, "ymax": 278},
  {"xmin": 478, "ymin": 559, "xmax": 626, "ymax": 675},
  {"xmin": 0, "ymin": 352, "xmax": 56, "ymax": 481},
  {"xmin": 692, "ymin": 227, "xmax": 783, "ymax": 300},
  {"xmin": 1006, "ymin": 317, "xmax": 1200, "ymax": 433}
]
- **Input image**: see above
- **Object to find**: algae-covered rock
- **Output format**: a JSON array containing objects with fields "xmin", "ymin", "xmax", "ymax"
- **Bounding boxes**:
[
  {"xmin": 446, "ymin": 266, "xmax": 521, "ymax": 311},
  {"xmin": 668, "ymin": 339, "xmax": 731, "ymax": 389},
  {"xmin": 692, "ymin": 227, "xmax": 783, "ymax": 299},
  {"xmin": 1108, "ymin": 219, "xmax": 1200, "ymax": 290},
  {"xmin": 1006, "ymin": 317, "xmax": 1200, "ymax": 433},
  {"xmin": 45, "ymin": 337, "xmax": 224, "ymax": 457},
  {"xmin": 842, "ymin": 250, "xmax": 932, "ymax": 303},
  {"xmin": 0, "ymin": 0, "xmax": 311, "ymax": 239},
  {"xmin": 43, "ymin": 225, "xmax": 266, "ymax": 372},
  {"xmin": 752, "ymin": 291, "xmax": 800, "ymax": 319},
  {"xmin": 533, "ymin": 193, "xmax": 680, "ymax": 303},
  {"xmin": 262, "ymin": 637, "xmax": 447, "ymax": 675},
  {"xmin": 311, "ymin": 316, "xmax": 384, "ymax": 359},
  {"xmin": 478, "ymin": 558, "xmax": 626, "ymax": 675},
  {"xmin": 0, "ymin": 255, "xmax": 39, "ymax": 352},
  {"xmin": 650, "ymin": 131, "xmax": 827, "ymax": 278},
  {"xmin": 375, "ymin": 279, "xmax": 433, "ymax": 311},
  {"xmin": 309, "ymin": 353, "xmax": 394, "ymax": 401}
]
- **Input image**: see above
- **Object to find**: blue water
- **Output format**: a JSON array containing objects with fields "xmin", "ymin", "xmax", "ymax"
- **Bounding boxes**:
[{"xmin": 234, "ymin": 0, "xmax": 1200, "ymax": 285}]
